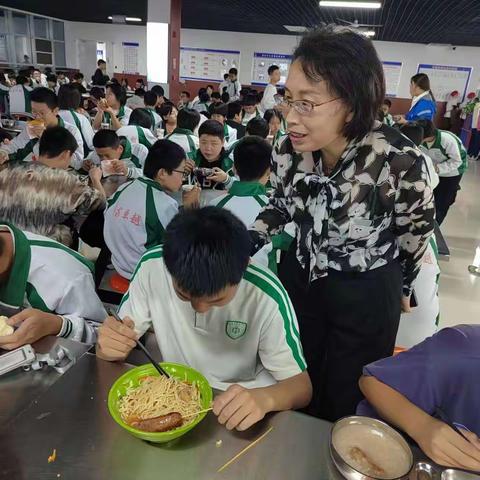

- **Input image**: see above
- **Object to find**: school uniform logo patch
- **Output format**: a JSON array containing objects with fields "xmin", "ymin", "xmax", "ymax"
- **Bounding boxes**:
[{"xmin": 225, "ymin": 321, "xmax": 247, "ymax": 340}]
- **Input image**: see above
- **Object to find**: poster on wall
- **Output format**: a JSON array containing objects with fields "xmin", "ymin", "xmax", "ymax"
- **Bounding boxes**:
[
  {"xmin": 180, "ymin": 47, "xmax": 240, "ymax": 82},
  {"xmin": 417, "ymin": 64, "xmax": 472, "ymax": 102},
  {"xmin": 122, "ymin": 42, "xmax": 139, "ymax": 74},
  {"xmin": 251, "ymin": 52, "xmax": 292, "ymax": 86},
  {"xmin": 382, "ymin": 61, "xmax": 402, "ymax": 97}
]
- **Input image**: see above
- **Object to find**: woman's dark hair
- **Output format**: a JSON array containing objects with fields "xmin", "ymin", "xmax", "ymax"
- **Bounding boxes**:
[
  {"xmin": 163, "ymin": 207, "xmax": 251, "ymax": 297},
  {"xmin": 143, "ymin": 139, "xmax": 185, "ymax": 179},
  {"xmin": 177, "ymin": 108, "xmax": 200, "ymax": 132},
  {"xmin": 58, "ymin": 84, "xmax": 82, "ymax": 109},
  {"xmin": 415, "ymin": 119, "xmax": 436, "ymax": 139},
  {"xmin": 107, "ymin": 83, "xmax": 127, "ymax": 106},
  {"xmin": 129, "ymin": 108, "xmax": 153, "ymax": 129},
  {"xmin": 411, "ymin": 73, "xmax": 436, "ymax": 102},
  {"xmin": 400, "ymin": 123, "xmax": 425, "ymax": 147},
  {"xmin": 263, "ymin": 108, "xmax": 283, "ymax": 124},
  {"xmin": 293, "ymin": 25, "xmax": 385, "ymax": 141}
]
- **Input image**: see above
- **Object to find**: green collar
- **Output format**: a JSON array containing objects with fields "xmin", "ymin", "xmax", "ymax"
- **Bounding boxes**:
[
  {"xmin": 138, "ymin": 176, "xmax": 164, "ymax": 192},
  {"xmin": 0, "ymin": 224, "xmax": 31, "ymax": 307},
  {"xmin": 172, "ymin": 127, "xmax": 194, "ymax": 136},
  {"xmin": 120, "ymin": 138, "xmax": 132, "ymax": 160},
  {"xmin": 229, "ymin": 181, "xmax": 266, "ymax": 197},
  {"xmin": 57, "ymin": 115, "xmax": 65, "ymax": 128},
  {"xmin": 423, "ymin": 129, "xmax": 441, "ymax": 149}
]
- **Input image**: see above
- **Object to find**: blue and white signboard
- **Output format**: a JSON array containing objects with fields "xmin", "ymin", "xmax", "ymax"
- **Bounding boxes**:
[
  {"xmin": 251, "ymin": 52, "xmax": 292, "ymax": 86},
  {"xmin": 382, "ymin": 61, "xmax": 403, "ymax": 97},
  {"xmin": 417, "ymin": 64, "xmax": 473, "ymax": 101},
  {"xmin": 180, "ymin": 47, "xmax": 240, "ymax": 82}
]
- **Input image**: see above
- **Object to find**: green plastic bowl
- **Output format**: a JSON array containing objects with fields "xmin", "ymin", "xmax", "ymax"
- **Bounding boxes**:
[{"xmin": 108, "ymin": 362, "xmax": 213, "ymax": 443}]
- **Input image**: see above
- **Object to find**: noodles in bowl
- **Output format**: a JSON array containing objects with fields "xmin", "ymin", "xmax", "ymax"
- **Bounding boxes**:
[
  {"xmin": 119, "ymin": 375, "xmax": 201, "ymax": 431},
  {"xmin": 108, "ymin": 362, "xmax": 213, "ymax": 443}
]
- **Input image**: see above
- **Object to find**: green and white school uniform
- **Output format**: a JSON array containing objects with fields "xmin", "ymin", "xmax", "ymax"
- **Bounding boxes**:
[
  {"xmin": 59, "ymin": 109, "xmax": 95, "ymax": 154},
  {"xmin": 383, "ymin": 113, "xmax": 394, "ymax": 127},
  {"xmin": 209, "ymin": 181, "xmax": 268, "ymax": 227},
  {"xmin": 103, "ymin": 178, "xmax": 178, "ymax": 279},
  {"xmin": 8, "ymin": 84, "xmax": 32, "ymax": 114},
  {"xmin": 102, "ymin": 105, "xmax": 132, "ymax": 128},
  {"xmin": 193, "ymin": 101, "xmax": 210, "ymax": 114},
  {"xmin": 116, "ymin": 125, "xmax": 157, "ymax": 149},
  {"xmin": 118, "ymin": 246, "xmax": 306, "ymax": 391},
  {"xmin": 191, "ymin": 148, "xmax": 235, "ymax": 190},
  {"xmin": 0, "ymin": 223, "xmax": 106, "ymax": 343},
  {"xmin": 0, "ymin": 116, "xmax": 84, "ymax": 168},
  {"xmin": 223, "ymin": 122, "xmax": 237, "ymax": 149},
  {"xmin": 86, "ymin": 138, "xmax": 148, "ymax": 178},
  {"xmin": 241, "ymin": 108, "xmax": 262, "ymax": 126},
  {"xmin": 165, "ymin": 127, "xmax": 199, "ymax": 159},
  {"xmin": 420, "ymin": 129, "xmax": 467, "ymax": 177},
  {"xmin": 145, "ymin": 107, "xmax": 162, "ymax": 130}
]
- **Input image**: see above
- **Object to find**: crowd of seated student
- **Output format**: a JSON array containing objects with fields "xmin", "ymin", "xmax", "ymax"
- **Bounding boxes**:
[{"xmin": 0, "ymin": 61, "xmax": 478, "ymax": 473}]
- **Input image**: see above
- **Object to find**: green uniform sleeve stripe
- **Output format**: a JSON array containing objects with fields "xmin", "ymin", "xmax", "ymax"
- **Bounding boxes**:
[
  {"xmin": 28, "ymin": 240, "xmax": 95, "ymax": 274},
  {"xmin": 25, "ymin": 282, "xmax": 53, "ymax": 313},
  {"xmin": 243, "ymin": 267, "xmax": 306, "ymax": 371},
  {"xmin": 254, "ymin": 195, "xmax": 268, "ymax": 208},
  {"xmin": 145, "ymin": 185, "xmax": 165, "ymax": 249}
]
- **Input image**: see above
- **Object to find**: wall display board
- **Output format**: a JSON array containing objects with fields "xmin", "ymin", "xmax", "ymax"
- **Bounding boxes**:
[
  {"xmin": 180, "ymin": 47, "xmax": 240, "ymax": 82},
  {"xmin": 382, "ymin": 61, "xmax": 403, "ymax": 97},
  {"xmin": 417, "ymin": 63, "xmax": 473, "ymax": 101},
  {"xmin": 122, "ymin": 42, "xmax": 139, "ymax": 74},
  {"xmin": 251, "ymin": 52, "xmax": 292, "ymax": 86}
]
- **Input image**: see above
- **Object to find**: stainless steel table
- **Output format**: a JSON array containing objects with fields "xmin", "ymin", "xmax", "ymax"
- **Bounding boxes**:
[{"xmin": 0, "ymin": 353, "xmax": 345, "ymax": 480}]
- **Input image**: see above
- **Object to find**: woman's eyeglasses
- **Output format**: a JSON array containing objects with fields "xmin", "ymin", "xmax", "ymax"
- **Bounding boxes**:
[{"xmin": 280, "ymin": 97, "xmax": 340, "ymax": 115}]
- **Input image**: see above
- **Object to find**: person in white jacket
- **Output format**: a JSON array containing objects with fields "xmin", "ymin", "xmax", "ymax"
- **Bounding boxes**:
[
  {"xmin": 260, "ymin": 65, "xmax": 280, "ymax": 112},
  {"xmin": 226, "ymin": 67, "xmax": 242, "ymax": 102}
]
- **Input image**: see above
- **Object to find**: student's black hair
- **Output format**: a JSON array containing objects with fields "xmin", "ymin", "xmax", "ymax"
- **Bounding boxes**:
[
  {"xmin": 16, "ymin": 75, "xmax": 29, "ymax": 86},
  {"xmin": 73, "ymin": 72, "xmax": 84, "ymax": 81},
  {"xmin": 227, "ymin": 101, "xmax": 242, "ymax": 120},
  {"xmin": 163, "ymin": 207, "xmax": 251, "ymax": 297},
  {"xmin": 134, "ymin": 88, "xmax": 145, "ymax": 97},
  {"xmin": 143, "ymin": 139, "xmax": 185, "ymax": 179},
  {"xmin": 90, "ymin": 86, "xmax": 105, "ymax": 101},
  {"xmin": 181, "ymin": 90, "xmax": 191, "ymax": 98},
  {"xmin": 33, "ymin": 68, "xmax": 41, "ymax": 74},
  {"xmin": 415, "ymin": 119, "xmax": 437, "ymax": 139},
  {"xmin": 199, "ymin": 119, "xmax": 224, "ymax": 140},
  {"xmin": 211, "ymin": 92, "xmax": 221, "ymax": 100},
  {"xmin": 107, "ymin": 83, "xmax": 127, "ymax": 106},
  {"xmin": 93, "ymin": 129, "xmax": 120, "ymax": 149},
  {"xmin": 234, "ymin": 136, "xmax": 271, "ymax": 182},
  {"xmin": 212, "ymin": 103, "xmax": 228, "ymax": 118},
  {"xmin": 109, "ymin": 78, "xmax": 120, "ymax": 85},
  {"xmin": 263, "ymin": 108, "xmax": 283, "ymax": 124},
  {"xmin": 206, "ymin": 84, "xmax": 214, "ymax": 91},
  {"xmin": 411, "ymin": 73, "xmax": 436, "ymax": 102},
  {"xmin": 243, "ymin": 94, "xmax": 258, "ymax": 106},
  {"xmin": 293, "ymin": 25, "xmax": 385, "ymax": 142},
  {"xmin": 229, "ymin": 68, "xmax": 238, "ymax": 76},
  {"xmin": 57, "ymin": 84, "xmax": 81, "ymax": 110},
  {"xmin": 39, "ymin": 126, "xmax": 78, "ymax": 158},
  {"xmin": 383, "ymin": 98, "xmax": 392, "ymax": 108},
  {"xmin": 198, "ymin": 91, "xmax": 211, "ymax": 104},
  {"xmin": 400, "ymin": 123, "xmax": 425, "ymax": 147},
  {"xmin": 198, "ymin": 87, "xmax": 207, "ymax": 96},
  {"xmin": 136, "ymin": 78, "xmax": 145, "ymax": 85},
  {"xmin": 177, "ymin": 108, "xmax": 200, "ymax": 132},
  {"xmin": 151, "ymin": 85, "xmax": 165, "ymax": 98},
  {"xmin": 267, "ymin": 64, "xmax": 280, "ymax": 76},
  {"xmin": 246, "ymin": 118, "xmax": 269, "ymax": 138},
  {"xmin": 221, "ymin": 92, "xmax": 230, "ymax": 104},
  {"xmin": 129, "ymin": 108, "xmax": 153, "ymax": 129},
  {"xmin": 223, "ymin": 73, "xmax": 229, "ymax": 80},
  {"xmin": 30, "ymin": 87, "xmax": 58, "ymax": 109},
  {"xmin": 46, "ymin": 74, "xmax": 57, "ymax": 84},
  {"xmin": 144, "ymin": 90, "xmax": 158, "ymax": 107},
  {"xmin": 57, "ymin": 71, "xmax": 66, "ymax": 78},
  {"xmin": 240, "ymin": 88, "xmax": 251, "ymax": 98},
  {"xmin": 97, "ymin": 59, "xmax": 106, "ymax": 66},
  {"xmin": 158, "ymin": 102, "xmax": 176, "ymax": 120}
]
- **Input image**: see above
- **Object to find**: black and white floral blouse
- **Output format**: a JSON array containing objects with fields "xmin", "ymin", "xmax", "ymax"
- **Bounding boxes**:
[{"xmin": 251, "ymin": 122, "xmax": 436, "ymax": 296}]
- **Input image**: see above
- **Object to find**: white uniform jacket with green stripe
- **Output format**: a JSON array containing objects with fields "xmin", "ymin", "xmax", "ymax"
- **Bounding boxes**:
[
  {"xmin": 104, "ymin": 178, "xmax": 179, "ymax": 279},
  {"xmin": 101, "ymin": 105, "xmax": 132, "ymax": 128},
  {"xmin": 144, "ymin": 107, "xmax": 162, "ymax": 130},
  {"xmin": 85, "ymin": 137, "xmax": 148, "ymax": 178},
  {"xmin": 0, "ymin": 116, "xmax": 84, "ymax": 168},
  {"xmin": 118, "ymin": 246, "xmax": 306, "ymax": 391},
  {"xmin": 58, "ymin": 109, "xmax": 95, "ymax": 153},
  {"xmin": 165, "ymin": 128, "xmax": 199, "ymax": 159},
  {"xmin": 420, "ymin": 129, "xmax": 468, "ymax": 177},
  {"xmin": 209, "ymin": 181, "xmax": 268, "ymax": 227},
  {"xmin": 0, "ymin": 223, "xmax": 106, "ymax": 343},
  {"xmin": 116, "ymin": 125, "xmax": 157, "ymax": 149}
]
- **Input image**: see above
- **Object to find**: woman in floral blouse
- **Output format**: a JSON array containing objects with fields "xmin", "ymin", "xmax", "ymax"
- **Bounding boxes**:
[{"xmin": 250, "ymin": 26, "xmax": 435, "ymax": 421}]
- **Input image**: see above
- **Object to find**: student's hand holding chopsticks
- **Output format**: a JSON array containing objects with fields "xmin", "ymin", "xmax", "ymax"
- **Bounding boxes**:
[
  {"xmin": 96, "ymin": 315, "xmax": 138, "ymax": 361},
  {"xmin": 213, "ymin": 384, "xmax": 271, "ymax": 432}
]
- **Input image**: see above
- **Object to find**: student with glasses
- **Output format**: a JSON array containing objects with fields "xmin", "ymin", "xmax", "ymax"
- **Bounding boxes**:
[
  {"xmin": 103, "ymin": 139, "xmax": 200, "ymax": 280},
  {"xmin": 249, "ymin": 26, "xmax": 435, "ymax": 422}
]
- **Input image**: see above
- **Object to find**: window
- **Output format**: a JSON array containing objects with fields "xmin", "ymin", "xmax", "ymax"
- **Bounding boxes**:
[
  {"xmin": 0, "ymin": 10, "xmax": 6, "ymax": 34},
  {"xmin": 15, "ymin": 35, "xmax": 32, "ymax": 64},
  {"xmin": 33, "ymin": 16, "xmax": 48, "ymax": 39},
  {"xmin": 37, "ymin": 52, "xmax": 52, "ymax": 64},
  {"xmin": 52, "ymin": 21, "xmax": 64, "ymax": 41},
  {"xmin": 12, "ymin": 13, "xmax": 28, "ymax": 35},
  {"xmin": 54, "ymin": 41, "xmax": 66, "ymax": 67}
]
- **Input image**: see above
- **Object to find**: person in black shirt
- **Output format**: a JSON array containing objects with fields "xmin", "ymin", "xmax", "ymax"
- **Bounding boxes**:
[
  {"xmin": 226, "ymin": 101, "xmax": 246, "ymax": 139},
  {"xmin": 92, "ymin": 60, "xmax": 109, "ymax": 86}
]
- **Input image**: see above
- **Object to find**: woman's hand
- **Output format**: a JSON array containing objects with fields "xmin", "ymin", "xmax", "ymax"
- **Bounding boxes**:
[{"xmin": 401, "ymin": 295, "xmax": 412, "ymax": 313}]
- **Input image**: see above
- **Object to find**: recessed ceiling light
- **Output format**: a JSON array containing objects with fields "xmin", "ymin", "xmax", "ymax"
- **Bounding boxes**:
[
  {"xmin": 362, "ymin": 30, "xmax": 376, "ymax": 37},
  {"xmin": 319, "ymin": 1, "xmax": 381, "ymax": 8},
  {"xmin": 284, "ymin": 25, "xmax": 309, "ymax": 32},
  {"xmin": 107, "ymin": 16, "xmax": 142, "ymax": 22}
]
